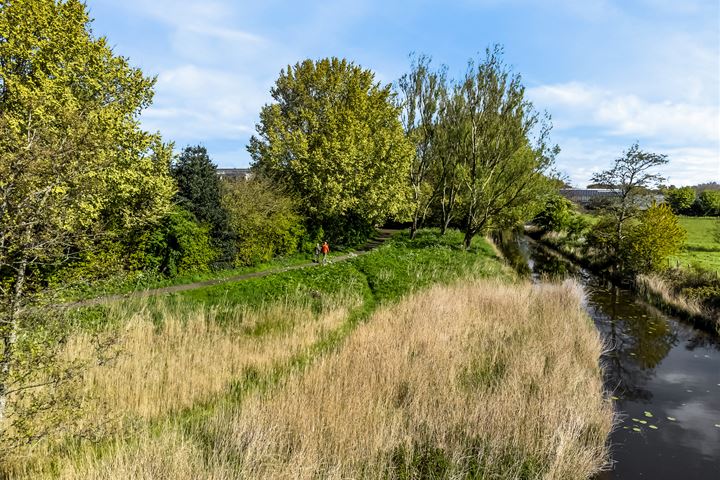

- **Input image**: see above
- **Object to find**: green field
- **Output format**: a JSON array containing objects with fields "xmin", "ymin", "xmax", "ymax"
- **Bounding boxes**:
[{"xmin": 672, "ymin": 217, "xmax": 720, "ymax": 272}]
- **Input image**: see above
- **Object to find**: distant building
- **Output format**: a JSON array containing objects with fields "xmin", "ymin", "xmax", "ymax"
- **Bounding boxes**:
[
  {"xmin": 559, "ymin": 188, "xmax": 616, "ymax": 206},
  {"xmin": 560, "ymin": 188, "xmax": 664, "ymax": 208},
  {"xmin": 217, "ymin": 168, "xmax": 253, "ymax": 180}
]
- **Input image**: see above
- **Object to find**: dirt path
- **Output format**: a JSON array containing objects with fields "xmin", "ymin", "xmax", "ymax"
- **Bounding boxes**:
[{"xmin": 70, "ymin": 229, "xmax": 399, "ymax": 308}]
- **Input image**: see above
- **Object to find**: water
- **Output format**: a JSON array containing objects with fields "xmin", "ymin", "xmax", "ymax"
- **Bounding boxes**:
[{"xmin": 511, "ymin": 236, "xmax": 720, "ymax": 479}]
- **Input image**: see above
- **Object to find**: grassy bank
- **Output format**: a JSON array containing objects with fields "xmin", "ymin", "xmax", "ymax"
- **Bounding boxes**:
[{"xmin": 3, "ymin": 230, "xmax": 613, "ymax": 479}]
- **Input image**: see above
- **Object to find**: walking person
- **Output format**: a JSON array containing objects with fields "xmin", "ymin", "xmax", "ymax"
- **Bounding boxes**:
[
  {"xmin": 321, "ymin": 241, "xmax": 330, "ymax": 265},
  {"xmin": 314, "ymin": 243, "xmax": 321, "ymax": 263}
]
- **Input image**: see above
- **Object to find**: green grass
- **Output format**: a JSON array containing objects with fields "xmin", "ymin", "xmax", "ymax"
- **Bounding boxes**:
[
  {"xmin": 672, "ymin": 217, "xmax": 720, "ymax": 272},
  {"xmin": 169, "ymin": 229, "xmax": 509, "ymax": 312}
]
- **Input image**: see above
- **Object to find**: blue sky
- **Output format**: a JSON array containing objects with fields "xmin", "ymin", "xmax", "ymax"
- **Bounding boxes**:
[{"xmin": 86, "ymin": 0, "xmax": 719, "ymax": 187}]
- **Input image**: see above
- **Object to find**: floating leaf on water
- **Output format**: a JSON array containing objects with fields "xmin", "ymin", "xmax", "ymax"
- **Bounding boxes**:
[
  {"xmin": 649, "ymin": 425, "xmax": 658, "ymax": 430},
  {"xmin": 715, "ymin": 424, "xmax": 720, "ymax": 428},
  {"xmin": 611, "ymin": 396, "xmax": 619, "ymax": 401},
  {"xmin": 667, "ymin": 417, "xmax": 676, "ymax": 421},
  {"xmin": 623, "ymin": 426, "xmax": 629, "ymax": 429},
  {"xmin": 686, "ymin": 389, "xmax": 693, "ymax": 393},
  {"xmin": 630, "ymin": 353, "xmax": 636, "ymax": 356},
  {"xmin": 631, "ymin": 418, "xmax": 641, "ymax": 422},
  {"xmin": 639, "ymin": 420, "xmax": 648, "ymax": 424},
  {"xmin": 644, "ymin": 411, "xmax": 653, "ymax": 418},
  {"xmin": 632, "ymin": 427, "xmax": 641, "ymax": 432}
]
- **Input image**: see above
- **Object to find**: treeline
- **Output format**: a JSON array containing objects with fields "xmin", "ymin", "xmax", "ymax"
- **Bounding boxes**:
[{"xmin": 663, "ymin": 185, "xmax": 720, "ymax": 216}]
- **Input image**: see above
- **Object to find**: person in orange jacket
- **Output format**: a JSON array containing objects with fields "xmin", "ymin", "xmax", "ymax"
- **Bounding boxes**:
[{"xmin": 321, "ymin": 241, "xmax": 330, "ymax": 265}]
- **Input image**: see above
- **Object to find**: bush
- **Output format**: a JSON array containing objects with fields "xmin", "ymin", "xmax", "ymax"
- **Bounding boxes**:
[
  {"xmin": 222, "ymin": 179, "xmax": 305, "ymax": 266},
  {"xmin": 621, "ymin": 203, "xmax": 686, "ymax": 274},
  {"xmin": 533, "ymin": 195, "xmax": 573, "ymax": 232},
  {"xmin": 132, "ymin": 207, "xmax": 217, "ymax": 276}
]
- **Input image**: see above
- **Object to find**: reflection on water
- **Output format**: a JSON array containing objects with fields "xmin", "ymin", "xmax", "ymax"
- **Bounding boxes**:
[{"xmin": 501, "ymin": 234, "xmax": 720, "ymax": 479}]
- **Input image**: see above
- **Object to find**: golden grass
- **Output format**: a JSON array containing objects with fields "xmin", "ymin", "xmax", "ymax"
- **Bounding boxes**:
[
  {"xmin": 6, "ymin": 294, "xmax": 359, "ymax": 477},
  {"xmin": 52, "ymin": 279, "xmax": 613, "ymax": 479},
  {"xmin": 636, "ymin": 273, "xmax": 706, "ymax": 320}
]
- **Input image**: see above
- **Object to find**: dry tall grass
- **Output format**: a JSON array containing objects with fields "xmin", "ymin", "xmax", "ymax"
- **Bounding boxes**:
[
  {"xmin": 53, "ymin": 279, "xmax": 613, "ymax": 480},
  {"xmin": 6, "ymin": 293, "xmax": 359, "ymax": 477},
  {"xmin": 636, "ymin": 273, "xmax": 707, "ymax": 321}
]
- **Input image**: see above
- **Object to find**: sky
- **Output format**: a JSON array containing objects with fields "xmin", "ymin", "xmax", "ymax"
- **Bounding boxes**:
[{"xmin": 86, "ymin": 0, "xmax": 719, "ymax": 187}]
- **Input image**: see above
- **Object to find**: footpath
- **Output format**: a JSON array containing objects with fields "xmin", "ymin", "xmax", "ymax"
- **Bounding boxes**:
[{"xmin": 71, "ymin": 229, "xmax": 399, "ymax": 308}]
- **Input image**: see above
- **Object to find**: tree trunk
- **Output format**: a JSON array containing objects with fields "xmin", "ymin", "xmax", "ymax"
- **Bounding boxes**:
[
  {"xmin": 0, "ymin": 260, "xmax": 27, "ymax": 425},
  {"xmin": 463, "ymin": 229, "xmax": 474, "ymax": 250},
  {"xmin": 410, "ymin": 217, "xmax": 418, "ymax": 240}
]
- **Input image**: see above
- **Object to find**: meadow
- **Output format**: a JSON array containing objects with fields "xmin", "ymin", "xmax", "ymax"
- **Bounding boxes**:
[
  {"xmin": 2, "ymin": 230, "xmax": 613, "ymax": 479},
  {"xmin": 672, "ymin": 216, "xmax": 720, "ymax": 272}
]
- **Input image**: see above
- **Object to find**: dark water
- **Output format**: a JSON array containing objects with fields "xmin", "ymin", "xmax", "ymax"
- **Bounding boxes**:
[{"xmin": 509, "ymin": 235, "xmax": 720, "ymax": 479}]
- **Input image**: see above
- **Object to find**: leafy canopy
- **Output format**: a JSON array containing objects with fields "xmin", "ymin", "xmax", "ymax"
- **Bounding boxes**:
[
  {"xmin": 0, "ymin": 0, "xmax": 173, "ymax": 437},
  {"xmin": 249, "ymin": 57, "xmax": 413, "ymax": 243}
]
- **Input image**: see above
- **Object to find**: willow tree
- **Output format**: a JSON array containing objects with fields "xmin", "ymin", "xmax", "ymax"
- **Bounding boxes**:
[
  {"xmin": 0, "ymin": 0, "xmax": 174, "ymax": 439},
  {"xmin": 397, "ymin": 54, "xmax": 447, "ymax": 238},
  {"xmin": 249, "ymin": 57, "xmax": 413, "ymax": 245},
  {"xmin": 455, "ymin": 47, "xmax": 556, "ymax": 249}
]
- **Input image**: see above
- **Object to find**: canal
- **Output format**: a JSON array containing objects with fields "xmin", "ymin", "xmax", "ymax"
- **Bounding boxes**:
[{"xmin": 504, "ymin": 234, "xmax": 720, "ymax": 479}]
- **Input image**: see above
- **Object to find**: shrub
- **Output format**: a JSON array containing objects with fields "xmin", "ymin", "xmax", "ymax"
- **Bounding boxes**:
[
  {"xmin": 221, "ymin": 179, "xmax": 305, "ymax": 266},
  {"xmin": 132, "ymin": 207, "xmax": 217, "ymax": 276},
  {"xmin": 621, "ymin": 203, "xmax": 686, "ymax": 274}
]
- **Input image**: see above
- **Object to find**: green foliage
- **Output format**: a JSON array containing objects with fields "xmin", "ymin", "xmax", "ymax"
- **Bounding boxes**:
[
  {"xmin": 533, "ymin": 195, "xmax": 574, "ymax": 232},
  {"xmin": 664, "ymin": 186, "xmax": 695, "ymax": 214},
  {"xmin": 397, "ymin": 54, "xmax": 448, "ymax": 237},
  {"xmin": 171, "ymin": 146, "xmax": 234, "ymax": 263},
  {"xmin": 0, "ymin": 0, "xmax": 174, "ymax": 436},
  {"xmin": 249, "ymin": 57, "xmax": 413, "ymax": 244},
  {"xmin": 221, "ymin": 179, "xmax": 305, "ymax": 266},
  {"xmin": 133, "ymin": 207, "xmax": 217, "ymax": 277},
  {"xmin": 440, "ymin": 46, "xmax": 556, "ymax": 247},
  {"xmin": 696, "ymin": 190, "xmax": 720, "ymax": 216},
  {"xmin": 622, "ymin": 203, "xmax": 686, "ymax": 274}
]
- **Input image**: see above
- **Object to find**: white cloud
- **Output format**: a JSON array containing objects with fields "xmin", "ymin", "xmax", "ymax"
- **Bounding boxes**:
[
  {"xmin": 142, "ymin": 65, "xmax": 270, "ymax": 141},
  {"xmin": 529, "ymin": 82, "xmax": 719, "ymax": 144}
]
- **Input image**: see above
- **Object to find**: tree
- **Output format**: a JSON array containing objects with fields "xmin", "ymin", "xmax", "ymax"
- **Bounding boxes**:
[
  {"xmin": 664, "ymin": 186, "xmax": 695, "ymax": 214},
  {"xmin": 397, "ymin": 54, "xmax": 447, "ymax": 238},
  {"xmin": 696, "ymin": 190, "xmax": 720, "ymax": 216},
  {"xmin": 434, "ymin": 88, "xmax": 465, "ymax": 234},
  {"xmin": 132, "ymin": 206, "xmax": 217, "ymax": 277},
  {"xmin": 454, "ymin": 47, "xmax": 556, "ymax": 249},
  {"xmin": 171, "ymin": 145, "xmax": 233, "ymax": 263},
  {"xmin": 589, "ymin": 143, "xmax": 668, "ymax": 255},
  {"xmin": 249, "ymin": 57, "xmax": 413, "ymax": 244},
  {"xmin": 0, "ymin": 0, "xmax": 174, "ymax": 437},
  {"xmin": 221, "ymin": 179, "xmax": 304, "ymax": 266},
  {"xmin": 533, "ymin": 195, "xmax": 574, "ymax": 232},
  {"xmin": 622, "ymin": 203, "xmax": 686, "ymax": 274}
]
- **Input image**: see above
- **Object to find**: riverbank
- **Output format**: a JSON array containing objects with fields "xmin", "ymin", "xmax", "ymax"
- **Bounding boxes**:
[
  {"xmin": 515, "ymin": 234, "xmax": 720, "ymax": 478},
  {"xmin": 527, "ymin": 227, "xmax": 719, "ymax": 334},
  {"xmin": 3, "ymin": 229, "xmax": 613, "ymax": 479}
]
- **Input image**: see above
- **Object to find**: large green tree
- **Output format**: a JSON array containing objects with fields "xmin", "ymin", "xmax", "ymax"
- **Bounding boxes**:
[
  {"xmin": 249, "ymin": 57, "xmax": 413, "ymax": 244},
  {"xmin": 453, "ymin": 47, "xmax": 556, "ymax": 248},
  {"xmin": 0, "ymin": 0, "xmax": 174, "ymax": 435}
]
